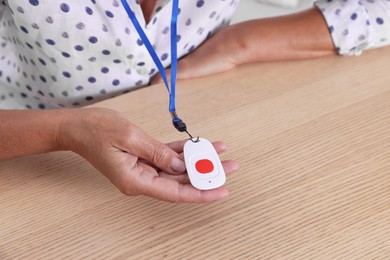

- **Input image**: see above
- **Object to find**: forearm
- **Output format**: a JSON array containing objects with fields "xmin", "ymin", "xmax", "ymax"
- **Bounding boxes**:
[
  {"xmin": 0, "ymin": 109, "xmax": 68, "ymax": 160},
  {"xmin": 231, "ymin": 7, "xmax": 337, "ymax": 64},
  {"xmin": 154, "ymin": 7, "xmax": 338, "ymax": 81}
]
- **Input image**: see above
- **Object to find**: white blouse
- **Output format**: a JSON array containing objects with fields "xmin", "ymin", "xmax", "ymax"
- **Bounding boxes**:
[
  {"xmin": 1, "ymin": 0, "xmax": 389, "ymax": 109},
  {"xmin": 316, "ymin": 0, "xmax": 390, "ymax": 55},
  {"xmin": 0, "ymin": 0, "xmax": 238, "ymax": 109}
]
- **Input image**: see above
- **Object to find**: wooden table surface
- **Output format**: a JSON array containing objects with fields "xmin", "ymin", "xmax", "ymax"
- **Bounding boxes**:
[{"xmin": 1, "ymin": 47, "xmax": 389, "ymax": 259}]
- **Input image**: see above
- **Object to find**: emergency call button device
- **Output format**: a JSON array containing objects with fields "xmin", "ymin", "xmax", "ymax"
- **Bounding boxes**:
[{"xmin": 184, "ymin": 138, "xmax": 226, "ymax": 190}]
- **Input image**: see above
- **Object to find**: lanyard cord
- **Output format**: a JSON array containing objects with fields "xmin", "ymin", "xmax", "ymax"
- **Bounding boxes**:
[{"xmin": 121, "ymin": 0, "xmax": 194, "ymax": 138}]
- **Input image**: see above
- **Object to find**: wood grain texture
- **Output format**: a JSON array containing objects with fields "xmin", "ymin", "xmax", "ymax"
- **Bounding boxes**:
[{"xmin": 0, "ymin": 47, "xmax": 389, "ymax": 259}]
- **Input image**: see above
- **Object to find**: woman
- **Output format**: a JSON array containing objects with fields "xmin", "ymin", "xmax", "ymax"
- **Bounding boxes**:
[
  {"xmin": 0, "ymin": 0, "xmax": 388, "ymax": 202},
  {"xmin": 0, "ymin": 0, "xmax": 239, "ymax": 203}
]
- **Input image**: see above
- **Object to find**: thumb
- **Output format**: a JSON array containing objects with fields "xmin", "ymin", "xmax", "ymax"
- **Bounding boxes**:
[{"xmin": 126, "ymin": 127, "xmax": 186, "ymax": 175}]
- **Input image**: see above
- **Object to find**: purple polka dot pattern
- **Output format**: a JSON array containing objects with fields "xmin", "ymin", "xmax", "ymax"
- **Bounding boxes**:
[
  {"xmin": 0, "ymin": 0, "xmax": 238, "ymax": 109},
  {"xmin": 315, "ymin": 0, "xmax": 390, "ymax": 56}
]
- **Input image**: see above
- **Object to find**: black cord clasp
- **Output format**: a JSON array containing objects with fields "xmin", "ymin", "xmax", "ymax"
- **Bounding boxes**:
[
  {"xmin": 172, "ymin": 117, "xmax": 187, "ymax": 132},
  {"xmin": 171, "ymin": 112, "xmax": 199, "ymax": 143}
]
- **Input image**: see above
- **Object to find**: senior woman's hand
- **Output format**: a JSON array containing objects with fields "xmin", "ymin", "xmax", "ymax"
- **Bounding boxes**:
[
  {"xmin": 58, "ymin": 108, "xmax": 239, "ymax": 203},
  {"xmin": 0, "ymin": 108, "xmax": 238, "ymax": 202}
]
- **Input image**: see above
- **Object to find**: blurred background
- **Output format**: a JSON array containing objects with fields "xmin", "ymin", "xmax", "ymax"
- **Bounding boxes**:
[{"xmin": 231, "ymin": 0, "xmax": 314, "ymax": 24}]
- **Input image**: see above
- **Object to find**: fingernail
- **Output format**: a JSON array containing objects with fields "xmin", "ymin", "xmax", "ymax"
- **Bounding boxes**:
[{"xmin": 171, "ymin": 157, "xmax": 186, "ymax": 173}]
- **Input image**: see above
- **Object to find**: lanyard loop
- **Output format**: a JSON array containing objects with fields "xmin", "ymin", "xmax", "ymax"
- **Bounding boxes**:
[
  {"xmin": 170, "ymin": 0, "xmax": 179, "ymax": 114},
  {"xmin": 121, "ymin": 0, "xmax": 191, "ymax": 135},
  {"xmin": 121, "ymin": 0, "xmax": 194, "ymax": 137}
]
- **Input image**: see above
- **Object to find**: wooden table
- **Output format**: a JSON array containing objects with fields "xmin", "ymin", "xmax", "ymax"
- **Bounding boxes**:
[{"xmin": 1, "ymin": 47, "xmax": 389, "ymax": 259}]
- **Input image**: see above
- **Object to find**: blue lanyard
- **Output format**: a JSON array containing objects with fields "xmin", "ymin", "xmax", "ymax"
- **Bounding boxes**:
[{"xmin": 121, "ymin": 0, "xmax": 190, "ymax": 134}]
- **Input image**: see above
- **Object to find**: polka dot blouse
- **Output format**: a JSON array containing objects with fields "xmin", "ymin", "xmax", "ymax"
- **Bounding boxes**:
[
  {"xmin": 0, "ymin": 0, "xmax": 238, "ymax": 109},
  {"xmin": 315, "ymin": 0, "xmax": 390, "ymax": 55}
]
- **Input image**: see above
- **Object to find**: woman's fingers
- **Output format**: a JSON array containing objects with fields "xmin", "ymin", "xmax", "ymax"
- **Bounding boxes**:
[
  {"xmin": 124, "ymin": 127, "xmax": 186, "ymax": 175},
  {"xmin": 139, "ymin": 169, "xmax": 230, "ymax": 203},
  {"xmin": 158, "ymin": 159, "xmax": 239, "ymax": 184},
  {"xmin": 165, "ymin": 139, "xmax": 187, "ymax": 153},
  {"xmin": 128, "ymin": 159, "xmax": 239, "ymax": 203}
]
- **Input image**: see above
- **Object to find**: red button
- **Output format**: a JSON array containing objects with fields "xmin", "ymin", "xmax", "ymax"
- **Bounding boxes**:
[{"xmin": 195, "ymin": 159, "xmax": 214, "ymax": 174}]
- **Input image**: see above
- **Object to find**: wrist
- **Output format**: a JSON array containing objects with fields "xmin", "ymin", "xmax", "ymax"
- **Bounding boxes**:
[
  {"xmin": 219, "ymin": 24, "xmax": 250, "ymax": 66},
  {"xmin": 226, "ymin": 21, "xmax": 265, "ymax": 65},
  {"xmin": 56, "ymin": 108, "xmax": 87, "ymax": 153},
  {"xmin": 56, "ymin": 107, "xmax": 115, "ymax": 155}
]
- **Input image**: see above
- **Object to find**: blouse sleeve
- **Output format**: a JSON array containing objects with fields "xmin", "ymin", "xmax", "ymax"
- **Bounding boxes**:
[
  {"xmin": 0, "ymin": 1, "xmax": 6, "ymax": 13},
  {"xmin": 315, "ymin": 0, "xmax": 390, "ymax": 56}
]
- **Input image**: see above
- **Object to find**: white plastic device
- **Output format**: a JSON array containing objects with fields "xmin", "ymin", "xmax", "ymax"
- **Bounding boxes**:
[{"xmin": 183, "ymin": 138, "xmax": 226, "ymax": 190}]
